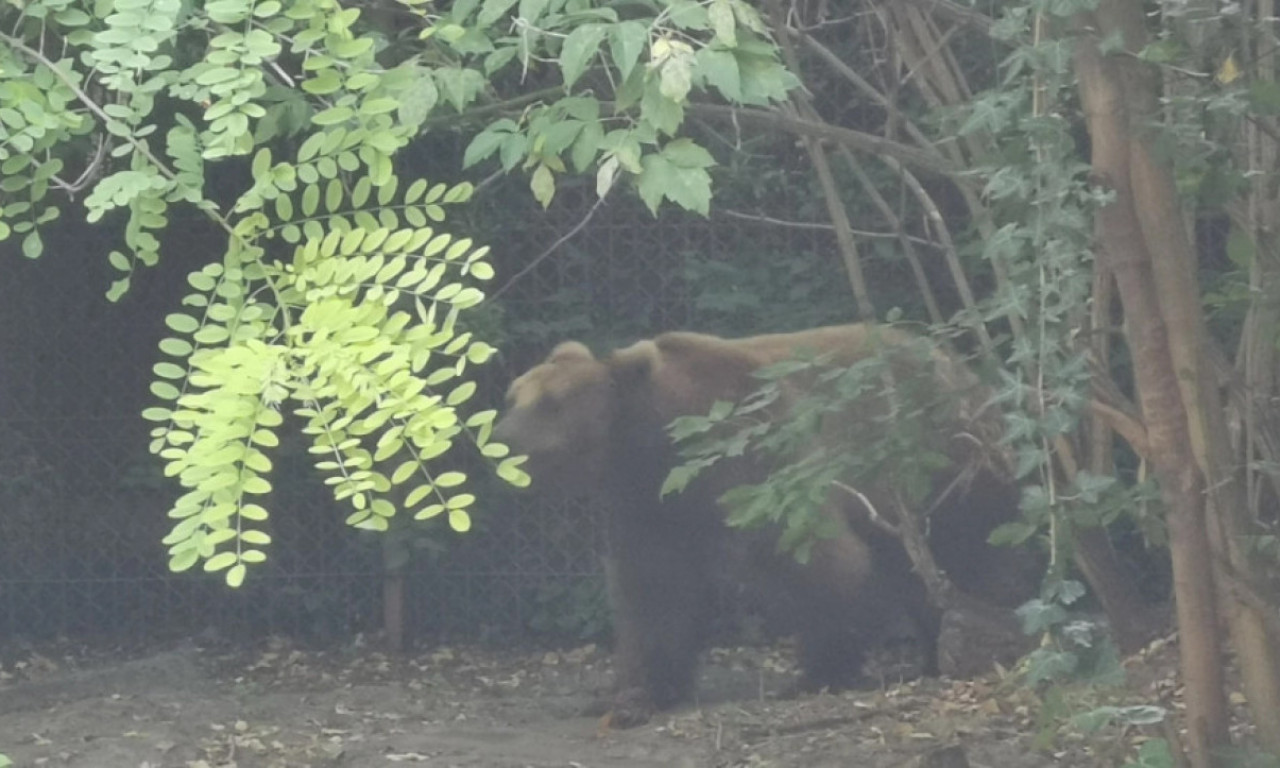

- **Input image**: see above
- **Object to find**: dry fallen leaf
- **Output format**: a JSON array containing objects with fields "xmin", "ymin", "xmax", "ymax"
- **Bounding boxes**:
[{"xmin": 385, "ymin": 752, "xmax": 429, "ymax": 762}]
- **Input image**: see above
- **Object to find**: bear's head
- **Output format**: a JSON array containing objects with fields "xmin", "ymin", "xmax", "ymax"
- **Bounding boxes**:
[{"xmin": 493, "ymin": 341, "xmax": 646, "ymax": 491}]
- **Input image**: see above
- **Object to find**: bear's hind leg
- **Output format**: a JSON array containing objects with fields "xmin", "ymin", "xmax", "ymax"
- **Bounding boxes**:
[{"xmin": 770, "ymin": 517, "xmax": 908, "ymax": 693}]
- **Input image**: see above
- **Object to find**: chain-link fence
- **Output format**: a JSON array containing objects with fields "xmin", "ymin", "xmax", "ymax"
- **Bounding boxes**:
[{"xmin": 0, "ymin": 172, "xmax": 861, "ymax": 650}]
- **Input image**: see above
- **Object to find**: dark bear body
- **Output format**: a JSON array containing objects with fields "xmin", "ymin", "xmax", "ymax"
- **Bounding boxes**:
[{"xmin": 493, "ymin": 324, "xmax": 1031, "ymax": 726}]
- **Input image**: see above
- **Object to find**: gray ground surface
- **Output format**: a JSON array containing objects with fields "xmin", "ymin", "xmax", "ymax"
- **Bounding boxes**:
[{"xmin": 0, "ymin": 639, "xmax": 1157, "ymax": 767}]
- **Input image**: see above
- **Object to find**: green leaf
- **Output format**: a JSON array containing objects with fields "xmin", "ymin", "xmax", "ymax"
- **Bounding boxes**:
[
  {"xmin": 391, "ymin": 460, "xmax": 418, "ymax": 484},
  {"xmin": 165, "ymin": 313, "xmax": 200, "ymax": 333},
  {"xmin": 666, "ymin": 0, "xmax": 708, "ymax": 29},
  {"xmin": 637, "ymin": 152, "xmax": 711, "ymax": 214},
  {"xmin": 708, "ymin": 0, "xmax": 736, "ymax": 45},
  {"xmin": 22, "ymin": 229, "xmax": 43, "ymax": 258},
  {"xmin": 312, "ymin": 105, "xmax": 354, "ymax": 125},
  {"xmin": 204, "ymin": 551, "xmax": 238, "ymax": 572},
  {"xmin": 737, "ymin": 54, "xmax": 798, "ymax": 106},
  {"xmin": 449, "ymin": 508, "xmax": 472, "ymax": 532},
  {"xmin": 500, "ymin": 133, "xmax": 528, "ymax": 171},
  {"xmin": 142, "ymin": 407, "xmax": 173, "ymax": 422},
  {"xmin": 570, "ymin": 120, "xmax": 603, "ymax": 173},
  {"xmin": 640, "ymin": 81, "xmax": 684, "ymax": 136},
  {"xmin": 325, "ymin": 178, "xmax": 344, "ymax": 212},
  {"xmin": 159, "ymin": 337, "xmax": 193, "ymax": 356},
  {"xmin": 435, "ymin": 67, "xmax": 484, "ymax": 113},
  {"xmin": 484, "ymin": 46, "xmax": 519, "ymax": 75},
  {"xmin": 360, "ymin": 97, "xmax": 400, "ymax": 116},
  {"xmin": 436, "ymin": 471, "xmax": 467, "ymax": 487},
  {"xmin": 406, "ymin": 484, "xmax": 433, "ymax": 507},
  {"xmin": 169, "ymin": 549, "xmax": 199, "ymax": 572},
  {"xmin": 696, "ymin": 48, "xmax": 743, "ymax": 102},
  {"xmin": 242, "ymin": 476, "xmax": 272, "ymax": 494},
  {"xmin": 299, "ymin": 183, "xmax": 319, "ymax": 216},
  {"xmin": 241, "ymin": 504, "xmax": 269, "ymax": 521},
  {"xmin": 659, "ymin": 49, "xmax": 694, "ymax": 102},
  {"xmin": 497, "ymin": 456, "xmax": 530, "ymax": 487},
  {"xmin": 609, "ymin": 21, "xmax": 647, "ymax": 81},
  {"xmin": 478, "ymin": 0, "xmax": 518, "ymax": 25},
  {"xmin": 398, "ymin": 75, "xmax": 439, "ymax": 127},
  {"xmin": 240, "ymin": 529, "xmax": 272, "ymax": 546},
  {"xmin": 154, "ymin": 362, "xmax": 186, "ymax": 379},
  {"xmin": 662, "ymin": 138, "xmax": 715, "ymax": 168},
  {"xmin": 446, "ymin": 493, "xmax": 475, "ymax": 509},
  {"xmin": 560, "ymin": 24, "xmax": 606, "ymax": 89},
  {"xmin": 302, "ymin": 69, "xmax": 343, "ymax": 95},
  {"xmin": 226, "ymin": 563, "xmax": 247, "ymax": 587},
  {"xmin": 518, "ymin": 0, "xmax": 547, "ymax": 25},
  {"xmin": 464, "ymin": 128, "xmax": 507, "ymax": 168},
  {"xmin": 251, "ymin": 147, "xmax": 271, "ymax": 178},
  {"xmin": 530, "ymin": 163, "xmax": 555, "ymax": 208},
  {"xmin": 446, "ymin": 380, "xmax": 477, "ymax": 406}
]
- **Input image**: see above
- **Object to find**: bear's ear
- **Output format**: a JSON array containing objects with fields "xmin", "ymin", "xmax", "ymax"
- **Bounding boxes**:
[
  {"xmin": 547, "ymin": 341, "xmax": 594, "ymax": 363},
  {"xmin": 608, "ymin": 340, "xmax": 660, "ymax": 386}
]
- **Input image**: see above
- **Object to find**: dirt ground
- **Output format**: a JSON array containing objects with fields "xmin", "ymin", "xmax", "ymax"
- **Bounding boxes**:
[{"xmin": 0, "ymin": 635, "xmax": 1180, "ymax": 768}]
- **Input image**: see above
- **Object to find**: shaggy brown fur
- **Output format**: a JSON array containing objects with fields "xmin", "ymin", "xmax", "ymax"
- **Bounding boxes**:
[{"xmin": 493, "ymin": 324, "xmax": 1032, "ymax": 726}]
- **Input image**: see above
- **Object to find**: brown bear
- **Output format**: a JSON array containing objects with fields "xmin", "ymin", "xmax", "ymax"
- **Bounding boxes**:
[{"xmin": 492, "ymin": 323, "xmax": 1032, "ymax": 726}]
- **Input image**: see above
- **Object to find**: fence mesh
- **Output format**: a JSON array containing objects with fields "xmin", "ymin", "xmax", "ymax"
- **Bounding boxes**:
[{"xmin": 0, "ymin": 174, "xmax": 848, "ymax": 649}]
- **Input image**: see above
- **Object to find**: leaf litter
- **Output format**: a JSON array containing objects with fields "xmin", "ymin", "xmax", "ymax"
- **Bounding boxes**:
[{"xmin": 0, "ymin": 630, "xmax": 1237, "ymax": 767}]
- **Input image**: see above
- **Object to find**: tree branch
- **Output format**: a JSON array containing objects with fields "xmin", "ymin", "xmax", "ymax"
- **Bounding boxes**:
[
  {"xmin": 491, "ymin": 191, "xmax": 609, "ymax": 300},
  {"xmin": 684, "ymin": 103, "xmax": 958, "ymax": 177},
  {"xmin": 896, "ymin": 0, "xmax": 995, "ymax": 34}
]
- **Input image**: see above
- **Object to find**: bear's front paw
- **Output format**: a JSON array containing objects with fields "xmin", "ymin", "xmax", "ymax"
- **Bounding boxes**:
[
  {"xmin": 599, "ymin": 686, "xmax": 656, "ymax": 729},
  {"xmin": 579, "ymin": 696, "xmax": 612, "ymax": 718}
]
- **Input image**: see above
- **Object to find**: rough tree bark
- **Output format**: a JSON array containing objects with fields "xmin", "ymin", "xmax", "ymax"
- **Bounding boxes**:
[
  {"xmin": 1072, "ymin": 11, "xmax": 1231, "ymax": 766},
  {"xmin": 1090, "ymin": 1, "xmax": 1280, "ymax": 757}
]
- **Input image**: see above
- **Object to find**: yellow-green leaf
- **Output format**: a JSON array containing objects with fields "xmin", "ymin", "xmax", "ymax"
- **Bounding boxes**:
[
  {"xmin": 414, "ymin": 503, "xmax": 444, "ymax": 520},
  {"xmin": 226, "ymin": 563, "xmax": 247, "ymax": 587},
  {"xmin": 204, "ymin": 551, "xmax": 238, "ymax": 572},
  {"xmin": 435, "ymin": 470, "xmax": 466, "ymax": 487},
  {"xmin": 239, "ymin": 530, "xmax": 272, "ymax": 545}
]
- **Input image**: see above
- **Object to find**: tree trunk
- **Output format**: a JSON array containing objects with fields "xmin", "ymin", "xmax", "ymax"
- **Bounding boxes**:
[
  {"xmin": 383, "ymin": 569, "xmax": 405, "ymax": 653},
  {"xmin": 1077, "ymin": 270, "xmax": 1156, "ymax": 654},
  {"xmin": 1072, "ymin": 11, "xmax": 1231, "ymax": 765},
  {"xmin": 1092, "ymin": 1, "xmax": 1280, "ymax": 754}
]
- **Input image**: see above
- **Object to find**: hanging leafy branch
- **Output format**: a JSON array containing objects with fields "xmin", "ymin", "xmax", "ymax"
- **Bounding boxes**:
[
  {"xmin": 437, "ymin": 0, "xmax": 799, "ymax": 212},
  {"xmin": 1, "ymin": 0, "xmax": 529, "ymax": 586},
  {"xmin": 149, "ymin": 172, "xmax": 529, "ymax": 587}
]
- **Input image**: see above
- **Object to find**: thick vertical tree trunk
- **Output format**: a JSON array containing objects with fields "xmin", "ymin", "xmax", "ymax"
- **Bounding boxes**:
[
  {"xmin": 1091, "ymin": 1, "xmax": 1280, "ymax": 755},
  {"xmin": 1072, "ymin": 12, "xmax": 1231, "ymax": 766}
]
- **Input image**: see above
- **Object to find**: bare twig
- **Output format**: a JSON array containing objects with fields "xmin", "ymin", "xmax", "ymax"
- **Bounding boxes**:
[
  {"xmin": 885, "ymin": 155, "xmax": 997, "ymax": 357},
  {"xmin": 837, "ymin": 145, "xmax": 945, "ymax": 324},
  {"xmin": 719, "ymin": 207, "xmax": 944, "ymax": 249},
  {"xmin": 791, "ymin": 28, "xmax": 959, "ymax": 166},
  {"xmin": 768, "ymin": 0, "xmax": 876, "ymax": 320},
  {"xmin": 898, "ymin": 0, "xmax": 995, "ymax": 34},
  {"xmin": 833, "ymin": 480, "xmax": 899, "ymax": 536},
  {"xmin": 50, "ymin": 133, "xmax": 107, "ymax": 196},
  {"xmin": 491, "ymin": 192, "xmax": 609, "ymax": 300}
]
